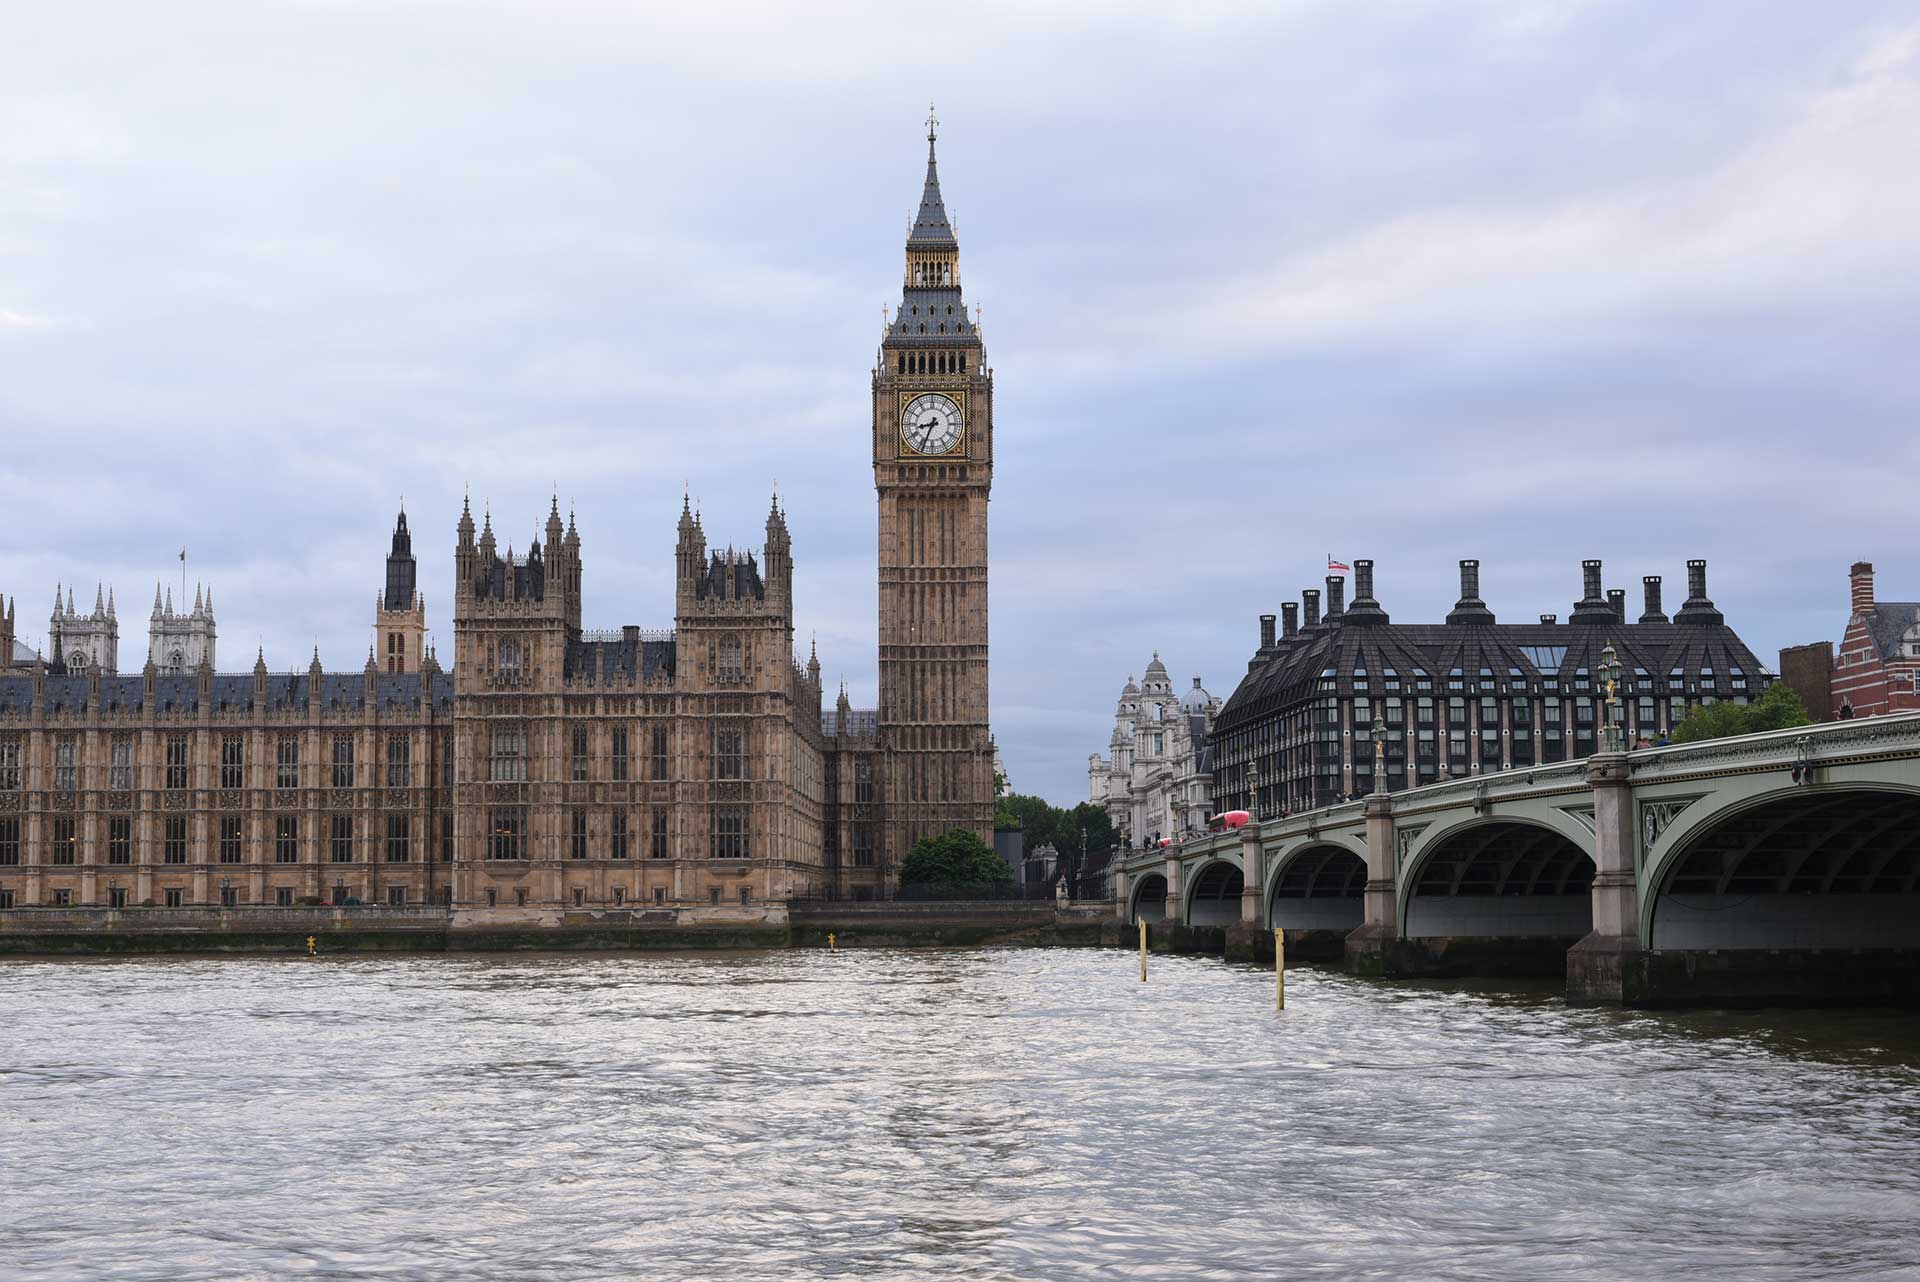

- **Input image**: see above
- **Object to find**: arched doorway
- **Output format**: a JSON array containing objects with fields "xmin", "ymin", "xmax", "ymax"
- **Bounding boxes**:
[{"xmin": 1186, "ymin": 861, "xmax": 1243, "ymax": 927}]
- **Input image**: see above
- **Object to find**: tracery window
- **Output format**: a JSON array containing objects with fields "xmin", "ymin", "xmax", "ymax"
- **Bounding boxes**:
[
  {"xmin": 221, "ymin": 734, "xmax": 245, "ymax": 789},
  {"xmin": 489, "ymin": 727, "xmax": 527, "ymax": 782},
  {"xmin": 275, "ymin": 735, "xmax": 301, "ymax": 789},
  {"xmin": 387, "ymin": 734, "xmax": 411, "ymax": 788}
]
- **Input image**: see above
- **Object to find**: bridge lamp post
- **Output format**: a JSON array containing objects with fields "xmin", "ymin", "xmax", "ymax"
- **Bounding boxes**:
[
  {"xmin": 1371, "ymin": 715, "xmax": 1388, "ymax": 794},
  {"xmin": 1248, "ymin": 761, "xmax": 1262, "ymax": 820},
  {"xmin": 1600, "ymin": 642, "xmax": 1624, "ymax": 753}
]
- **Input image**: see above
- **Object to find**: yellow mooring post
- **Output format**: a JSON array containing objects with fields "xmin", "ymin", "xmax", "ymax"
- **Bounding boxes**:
[
  {"xmin": 1139, "ymin": 918, "xmax": 1148, "ymax": 982},
  {"xmin": 307, "ymin": 935, "xmax": 316, "ymax": 957},
  {"xmin": 1274, "ymin": 927, "xmax": 1286, "ymax": 1010}
]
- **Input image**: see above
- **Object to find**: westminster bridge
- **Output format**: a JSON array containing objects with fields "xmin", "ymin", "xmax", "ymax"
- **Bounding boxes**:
[{"xmin": 1113, "ymin": 712, "xmax": 1920, "ymax": 1004}]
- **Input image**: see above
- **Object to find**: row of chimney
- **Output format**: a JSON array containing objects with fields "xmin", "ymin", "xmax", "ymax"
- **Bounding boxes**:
[{"xmin": 1255, "ymin": 558, "xmax": 1723, "ymax": 654}]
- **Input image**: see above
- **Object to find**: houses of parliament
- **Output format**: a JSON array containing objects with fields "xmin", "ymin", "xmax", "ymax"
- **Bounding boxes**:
[{"xmin": 0, "ymin": 123, "xmax": 996, "ymax": 918}]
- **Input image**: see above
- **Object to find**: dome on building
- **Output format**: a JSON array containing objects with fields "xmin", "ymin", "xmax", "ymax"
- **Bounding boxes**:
[
  {"xmin": 1122, "ymin": 674, "xmax": 1140, "ymax": 695},
  {"xmin": 1141, "ymin": 652, "xmax": 1173, "ymax": 696},
  {"xmin": 1180, "ymin": 676, "xmax": 1213, "ymax": 714}
]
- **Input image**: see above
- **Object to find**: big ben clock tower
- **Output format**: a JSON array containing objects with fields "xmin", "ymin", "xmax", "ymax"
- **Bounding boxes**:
[{"xmin": 874, "ymin": 109, "xmax": 994, "ymax": 863}]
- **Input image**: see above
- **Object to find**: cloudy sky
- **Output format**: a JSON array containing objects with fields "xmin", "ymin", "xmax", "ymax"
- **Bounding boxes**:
[{"xmin": 3, "ymin": 2, "xmax": 1917, "ymax": 802}]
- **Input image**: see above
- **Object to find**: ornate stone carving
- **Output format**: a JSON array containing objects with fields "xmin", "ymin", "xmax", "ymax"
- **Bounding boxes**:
[
  {"xmin": 163, "ymin": 791, "xmax": 188, "ymax": 811},
  {"xmin": 1395, "ymin": 824, "xmax": 1428, "ymax": 870},
  {"xmin": 107, "ymin": 791, "xmax": 133, "ymax": 812},
  {"xmin": 219, "ymin": 790, "xmax": 244, "ymax": 811},
  {"xmin": 50, "ymin": 791, "xmax": 75, "ymax": 812},
  {"xmin": 332, "ymin": 788, "xmax": 354, "ymax": 810},
  {"xmin": 1639, "ymin": 797, "xmax": 1701, "ymax": 860},
  {"xmin": 1556, "ymin": 805, "xmax": 1597, "ymax": 836},
  {"xmin": 274, "ymin": 790, "xmax": 299, "ymax": 810},
  {"xmin": 0, "ymin": 792, "xmax": 19, "ymax": 813}
]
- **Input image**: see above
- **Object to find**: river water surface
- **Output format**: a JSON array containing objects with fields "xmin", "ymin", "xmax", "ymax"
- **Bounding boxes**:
[{"xmin": 3, "ymin": 949, "xmax": 1918, "ymax": 1282}]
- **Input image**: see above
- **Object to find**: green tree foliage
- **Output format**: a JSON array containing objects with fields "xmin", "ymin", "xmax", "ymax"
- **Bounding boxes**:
[
  {"xmin": 1670, "ymin": 682, "xmax": 1812, "ymax": 745},
  {"xmin": 899, "ymin": 828, "xmax": 1014, "ymax": 894},
  {"xmin": 991, "ymin": 794, "xmax": 1119, "ymax": 894}
]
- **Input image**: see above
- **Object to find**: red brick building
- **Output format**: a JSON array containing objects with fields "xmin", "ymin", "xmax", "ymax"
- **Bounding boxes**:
[{"xmin": 1781, "ymin": 563, "xmax": 1920, "ymax": 720}]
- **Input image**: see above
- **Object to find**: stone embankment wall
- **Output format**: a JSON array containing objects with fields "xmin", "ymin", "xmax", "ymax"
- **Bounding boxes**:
[{"xmin": 0, "ymin": 904, "xmax": 1104, "ymax": 956}]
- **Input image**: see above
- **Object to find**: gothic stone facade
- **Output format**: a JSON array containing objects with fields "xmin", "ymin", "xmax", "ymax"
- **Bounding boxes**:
[
  {"xmin": 0, "ymin": 125, "xmax": 991, "ymax": 915},
  {"xmin": 872, "ymin": 119, "xmax": 997, "ymax": 856}
]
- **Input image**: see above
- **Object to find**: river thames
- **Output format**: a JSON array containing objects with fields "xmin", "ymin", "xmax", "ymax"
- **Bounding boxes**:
[{"xmin": 3, "ymin": 949, "xmax": 1917, "ymax": 1281}]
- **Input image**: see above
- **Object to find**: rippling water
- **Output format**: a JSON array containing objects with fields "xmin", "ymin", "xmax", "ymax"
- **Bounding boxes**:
[{"xmin": 3, "ymin": 949, "xmax": 1919, "ymax": 1282}]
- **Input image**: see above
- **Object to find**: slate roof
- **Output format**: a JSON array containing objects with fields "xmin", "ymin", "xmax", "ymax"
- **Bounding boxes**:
[
  {"xmin": 1864, "ymin": 603, "xmax": 1920, "ymax": 660},
  {"xmin": 908, "ymin": 138, "xmax": 956, "ymax": 247},
  {"xmin": 821, "ymin": 708, "xmax": 879, "ymax": 738},
  {"xmin": 0, "ymin": 670, "xmax": 455, "ymax": 716},
  {"xmin": 564, "ymin": 637, "xmax": 677, "ymax": 682},
  {"xmin": 888, "ymin": 288, "xmax": 976, "ymax": 344},
  {"xmin": 1218, "ymin": 607, "xmax": 1769, "ymax": 736}
]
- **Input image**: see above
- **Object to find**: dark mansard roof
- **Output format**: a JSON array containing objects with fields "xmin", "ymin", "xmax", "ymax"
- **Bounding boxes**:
[
  {"xmin": 821, "ymin": 708, "xmax": 879, "ymax": 738},
  {"xmin": 564, "ymin": 636, "xmax": 677, "ymax": 682},
  {"xmin": 887, "ymin": 288, "xmax": 977, "ymax": 344},
  {"xmin": 696, "ymin": 553, "xmax": 763, "ymax": 602},
  {"xmin": 0, "ymin": 670, "xmax": 455, "ymax": 716},
  {"xmin": 1217, "ymin": 612, "xmax": 1768, "ymax": 737}
]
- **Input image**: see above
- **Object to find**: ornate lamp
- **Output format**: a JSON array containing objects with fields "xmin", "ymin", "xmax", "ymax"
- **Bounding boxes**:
[
  {"xmin": 1599, "ymin": 642, "xmax": 1624, "ymax": 753},
  {"xmin": 1247, "ymin": 761, "xmax": 1262, "ymax": 820},
  {"xmin": 1372, "ymin": 714, "xmax": 1388, "ymax": 794}
]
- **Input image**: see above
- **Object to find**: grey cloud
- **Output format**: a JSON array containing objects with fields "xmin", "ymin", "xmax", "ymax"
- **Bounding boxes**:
[{"xmin": 3, "ymin": 2, "xmax": 1917, "ymax": 802}]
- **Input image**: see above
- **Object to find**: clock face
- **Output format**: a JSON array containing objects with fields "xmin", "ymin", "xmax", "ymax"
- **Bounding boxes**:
[{"xmin": 900, "ymin": 392, "xmax": 963, "ymax": 455}]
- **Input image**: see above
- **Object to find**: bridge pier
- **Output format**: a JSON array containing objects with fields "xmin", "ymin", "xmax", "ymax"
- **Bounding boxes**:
[
  {"xmin": 1568, "ymin": 752, "xmax": 1649, "ymax": 1004},
  {"xmin": 1238, "ymin": 823, "xmax": 1264, "ymax": 924},
  {"xmin": 1343, "ymin": 793, "xmax": 1407, "ymax": 976},
  {"xmin": 1161, "ymin": 853, "xmax": 1183, "ymax": 926}
]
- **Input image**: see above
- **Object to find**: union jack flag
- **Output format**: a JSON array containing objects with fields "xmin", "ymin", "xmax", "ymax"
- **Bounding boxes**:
[{"xmin": 1327, "ymin": 556, "xmax": 1350, "ymax": 573}]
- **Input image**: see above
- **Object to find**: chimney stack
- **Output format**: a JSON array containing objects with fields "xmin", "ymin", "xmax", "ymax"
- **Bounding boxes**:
[
  {"xmin": 1675, "ymin": 559, "xmax": 1724, "ymax": 626},
  {"xmin": 1325, "ymin": 575, "xmax": 1345, "ymax": 619},
  {"xmin": 1303, "ymin": 590, "xmax": 1321, "ymax": 628},
  {"xmin": 1345, "ymin": 559, "xmax": 1388, "ymax": 623},
  {"xmin": 1281, "ymin": 602, "xmax": 1299, "ymax": 638},
  {"xmin": 1639, "ymin": 576, "xmax": 1668, "ymax": 624},
  {"xmin": 1572, "ymin": 559, "xmax": 1613, "ymax": 623},
  {"xmin": 1607, "ymin": 588, "xmax": 1626, "ymax": 622},
  {"xmin": 1259, "ymin": 614, "xmax": 1276, "ymax": 651},
  {"xmin": 1540, "ymin": 613, "xmax": 1557, "ymax": 625},
  {"xmin": 1850, "ymin": 562, "xmax": 1876, "ymax": 616},
  {"xmin": 1446, "ymin": 558, "xmax": 1495, "ymax": 625}
]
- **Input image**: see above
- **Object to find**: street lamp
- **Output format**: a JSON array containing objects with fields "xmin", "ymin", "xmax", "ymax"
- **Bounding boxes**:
[
  {"xmin": 1247, "ymin": 761, "xmax": 1262, "ymax": 820},
  {"xmin": 1371, "ymin": 714, "xmax": 1388, "ymax": 795},
  {"xmin": 1600, "ymin": 642, "xmax": 1624, "ymax": 753}
]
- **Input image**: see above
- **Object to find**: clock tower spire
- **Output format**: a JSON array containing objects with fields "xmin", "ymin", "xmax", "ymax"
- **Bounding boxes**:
[{"xmin": 873, "ymin": 109, "xmax": 994, "ymax": 864}]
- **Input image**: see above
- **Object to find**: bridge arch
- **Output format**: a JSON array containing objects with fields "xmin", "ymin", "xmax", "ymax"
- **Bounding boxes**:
[
  {"xmin": 1644, "ymin": 785, "xmax": 1920, "ymax": 950},
  {"xmin": 1266, "ymin": 843, "xmax": 1365, "ymax": 931},
  {"xmin": 1128, "ymin": 872, "xmax": 1169, "ymax": 925},
  {"xmin": 1185, "ymin": 858, "xmax": 1245, "ymax": 927},
  {"xmin": 1398, "ymin": 816, "xmax": 1596, "ymax": 943}
]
